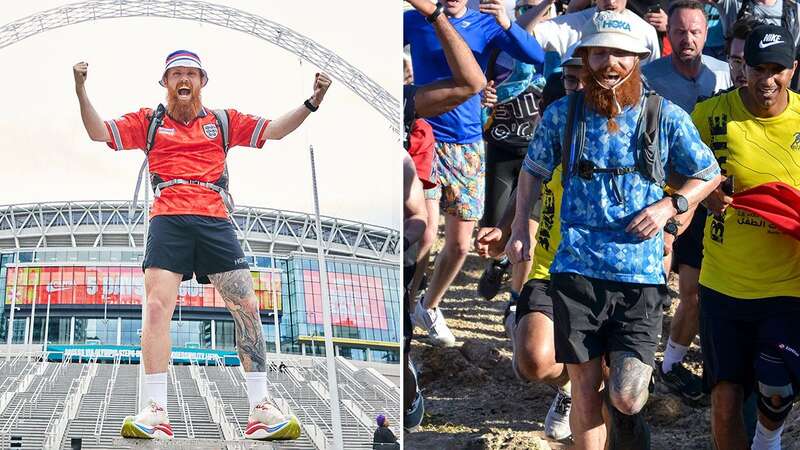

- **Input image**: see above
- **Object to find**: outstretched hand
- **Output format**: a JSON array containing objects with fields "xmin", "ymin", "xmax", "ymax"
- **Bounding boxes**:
[
  {"xmin": 310, "ymin": 72, "xmax": 332, "ymax": 108},
  {"xmin": 73, "ymin": 61, "xmax": 88, "ymax": 88}
]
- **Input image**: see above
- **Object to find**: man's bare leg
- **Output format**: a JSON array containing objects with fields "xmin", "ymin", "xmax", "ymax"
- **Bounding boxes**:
[
  {"xmin": 209, "ymin": 269, "xmax": 267, "ymax": 373},
  {"xmin": 567, "ymin": 358, "xmax": 606, "ymax": 450},
  {"xmin": 711, "ymin": 381, "xmax": 748, "ymax": 450},
  {"xmin": 410, "ymin": 198, "xmax": 440, "ymax": 301},
  {"xmin": 120, "ymin": 268, "xmax": 180, "ymax": 440},
  {"xmin": 422, "ymin": 213, "xmax": 475, "ymax": 310},
  {"xmin": 211, "ymin": 269, "xmax": 302, "ymax": 440},
  {"xmin": 142, "ymin": 268, "xmax": 182, "ymax": 375},
  {"xmin": 668, "ymin": 265, "xmax": 700, "ymax": 353}
]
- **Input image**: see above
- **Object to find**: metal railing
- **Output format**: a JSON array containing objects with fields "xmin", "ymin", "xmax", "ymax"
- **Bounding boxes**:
[{"xmin": 0, "ymin": 398, "xmax": 27, "ymax": 446}]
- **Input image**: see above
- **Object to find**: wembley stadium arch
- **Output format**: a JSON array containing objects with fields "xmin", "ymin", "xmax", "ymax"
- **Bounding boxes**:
[{"xmin": 0, "ymin": 1, "xmax": 402, "ymax": 363}]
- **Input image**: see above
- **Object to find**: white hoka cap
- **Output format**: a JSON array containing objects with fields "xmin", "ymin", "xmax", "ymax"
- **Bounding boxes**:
[{"xmin": 577, "ymin": 11, "xmax": 651, "ymax": 59}]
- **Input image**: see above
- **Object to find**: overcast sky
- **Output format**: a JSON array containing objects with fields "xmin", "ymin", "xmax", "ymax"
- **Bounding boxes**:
[{"xmin": 0, "ymin": 0, "xmax": 401, "ymax": 230}]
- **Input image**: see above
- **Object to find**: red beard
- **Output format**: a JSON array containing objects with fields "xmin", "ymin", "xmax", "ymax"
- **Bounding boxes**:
[
  {"xmin": 166, "ymin": 82, "xmax": 203, "ymax": 123},
  {"xmin": 581, "ymin": 62, "xmax": 642, "ymax": 133}
]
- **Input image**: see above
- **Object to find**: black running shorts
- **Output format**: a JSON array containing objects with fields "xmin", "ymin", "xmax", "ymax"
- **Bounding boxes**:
[
  {"xmin": 550, "ymin": 273, "xmax": 666, "ymax": 365},
  {"xmin": 672, "ymin": 205, "xmax": 707, "ymax": 270},
  {"xmin": 143, "ymin": 215, "xmax": 249, "ymax": 284},
  {"xmin": 699, "ymin": 286, "xmax": 800, "ymax": 396},
  {"xmin": 516, "ymin": 278, "xmax": 553, "ymax": 323}
]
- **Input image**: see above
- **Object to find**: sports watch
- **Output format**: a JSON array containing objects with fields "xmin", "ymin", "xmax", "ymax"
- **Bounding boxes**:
[
  {"xmin": 664, "ymin": 219, "xmax": 679, "ymax": 236},
  {"xmin": 670, "ymin": 193, "xmax": 689, "ymax": 215}
]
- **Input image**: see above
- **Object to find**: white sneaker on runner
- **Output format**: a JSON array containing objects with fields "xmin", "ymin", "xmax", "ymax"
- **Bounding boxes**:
[
  {"xmin": 414, "ymin": 301, "xmax": 456, "ymax": 347},
  {"xmin": 244, "ymin": 397, "xmax": 301, "ymax": 440},
  {"xmin": 120, "ymin": 399, "xmax": 173, "ymax": 440},
  {"xmin": 544, "ymin": 388, "xmax": 572, "ymax": 441}
]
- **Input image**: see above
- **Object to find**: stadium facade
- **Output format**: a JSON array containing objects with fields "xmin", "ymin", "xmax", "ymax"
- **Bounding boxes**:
[{"xmin": 0, "ymin": 201, "xmax": 402, "ymax": 364}]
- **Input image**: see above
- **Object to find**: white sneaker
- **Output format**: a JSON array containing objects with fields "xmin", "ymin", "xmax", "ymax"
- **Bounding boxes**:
[
  {"xmin": 414, "ymin": 301, "xmax": 456, "ymax": 347},
  {"xmin": 544, "ymin": 388, "xmax": 572, "ymax": 441},
  {"xmin": 120, "ymin": 399, "xmax": 173, "ymax": 440},
  {"xmin": 244, "ymin": 397, "xmax": 301, "ymax": 440}
]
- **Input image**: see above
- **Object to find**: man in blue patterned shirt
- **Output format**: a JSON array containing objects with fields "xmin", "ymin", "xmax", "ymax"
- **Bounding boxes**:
[{"xmin": 506, "ymin": 11, "xmax": 720, "ymax": 449}]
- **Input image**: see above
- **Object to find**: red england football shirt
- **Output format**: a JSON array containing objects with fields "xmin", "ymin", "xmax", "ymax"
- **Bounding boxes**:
[{"xmin": 105, "ymin": 107, "xmax": 269, "ymax": 218}]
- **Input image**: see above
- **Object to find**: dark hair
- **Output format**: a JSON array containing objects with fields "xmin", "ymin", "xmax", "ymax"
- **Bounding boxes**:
[
  {"xmin": 667, "ymin": 0, "xmax": 707, "ymax": 22},
  {"xmin": 725, "ymin": 17, "xmax": 760, "ymax": 55}
]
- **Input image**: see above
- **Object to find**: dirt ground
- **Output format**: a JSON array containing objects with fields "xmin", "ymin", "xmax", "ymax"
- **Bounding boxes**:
[{"xmin": 404, "ymin": 236, "xmax": 800, "ymax": 450}]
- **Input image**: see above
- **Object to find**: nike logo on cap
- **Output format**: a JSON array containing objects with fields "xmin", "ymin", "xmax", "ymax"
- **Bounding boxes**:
[{"xmin": 759, "ymin": 33, "xmax": 785, "ymax": 48}]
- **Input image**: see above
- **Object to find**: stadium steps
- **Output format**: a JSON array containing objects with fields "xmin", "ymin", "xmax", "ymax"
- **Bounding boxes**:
[
  {"xmin": 60, "ymin": 362, "xmax": 223, "ymax": 449},
  {"xmin": 0, "ymin": 362, "xmax": 85, "ymax": 449},
  {"xmin": 264, "ymin": 363, "xmax": 376, "ymax": 449}
]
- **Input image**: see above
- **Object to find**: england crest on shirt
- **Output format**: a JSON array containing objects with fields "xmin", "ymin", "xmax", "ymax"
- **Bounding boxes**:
[{"xmin": 203, "ymin": 123, "xmax": 219, "ymax": 139}]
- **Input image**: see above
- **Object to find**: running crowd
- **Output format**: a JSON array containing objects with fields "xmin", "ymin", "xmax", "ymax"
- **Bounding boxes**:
[{"xmin": 403, "ymin": 0, "xmax": 800, "ymax": 448}]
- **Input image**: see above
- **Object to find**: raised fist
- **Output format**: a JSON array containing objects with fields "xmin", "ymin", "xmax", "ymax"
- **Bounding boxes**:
[
  {"xmin": 310, "ymin": 72, "xmax": 332, "ymax": 108},
  {"xmin": 73, "ymin": 61, "xmax": 88, "ymax": 88}
]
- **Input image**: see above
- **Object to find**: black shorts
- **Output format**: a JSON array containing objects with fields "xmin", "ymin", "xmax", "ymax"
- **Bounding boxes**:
[
  {"xmin": 699, "ymin": 286, "xmax": 800, "ymax": 395},
  {"xmin": 480, "ymin": 142, "xmax": 525, "ymax": 228},
  {"xmin": 672, "ymin": 205, "xmax": 706, "ymax": 270},
  {"xmin": 550, "ymin": 273, "xmax": 666, "ymax": 365},
  {"xmin": 143, "ymin": 215, "xmax": 249, "ymax": 284},
  {"xmin": 516, "ymin": 278, "xmax": 553, "ymax": 323}
]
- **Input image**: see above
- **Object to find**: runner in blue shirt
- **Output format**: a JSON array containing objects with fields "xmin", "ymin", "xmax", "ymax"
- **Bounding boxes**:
[
  {"xmin": 507, "ymin": 11, "xmax": 720, "ymax": 448},
  {"xmin": 405, "ymin": 0, "xmax": 544, "ymax": 347}
]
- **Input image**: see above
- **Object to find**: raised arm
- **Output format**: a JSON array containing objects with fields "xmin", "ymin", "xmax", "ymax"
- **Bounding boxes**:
[
  {"xmin": 408, "ymin": 0, "xmax": 486, "ymax": 118},
  {"xmin": 263, "ymin": 73, "xmax": 332, "ymax": 140},
  {"xmin": 73, "ymin": 62, "xmax": 110, "ymax": 142}
]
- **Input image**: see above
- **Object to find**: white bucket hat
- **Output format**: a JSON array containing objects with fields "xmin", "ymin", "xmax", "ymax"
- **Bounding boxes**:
[
  {"xmin": 159, "ymin": 50, "xmax": 208, "ymax": 87},
  {"xmin": 577, "ymin": 11, "xmax": 651, "ymax": 59}
]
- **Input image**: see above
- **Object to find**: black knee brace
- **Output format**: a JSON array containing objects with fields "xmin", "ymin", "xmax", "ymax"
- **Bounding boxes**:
[{"xmin": 755, "ymin": 349, "xmax": 795, "ymax": 423}]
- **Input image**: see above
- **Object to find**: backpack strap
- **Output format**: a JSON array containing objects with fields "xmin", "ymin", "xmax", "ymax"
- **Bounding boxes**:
[
  {"xmin": 210, "ymin": 109, "xmax": 230, "ymax": 153},
  {"xmin": 636, "ymin": 92, "xmax": 666, "ymax": 187},
  {"xmin": 145, "ymin": 104, "xmax": 166, "ymax": 154},
  {"xmin": 129, "ymin": 104, "xmax": 166, "ymax": 221},
  {"xmin": 559, "ymin": 91, "xmax": 585, "ymax": 186}
]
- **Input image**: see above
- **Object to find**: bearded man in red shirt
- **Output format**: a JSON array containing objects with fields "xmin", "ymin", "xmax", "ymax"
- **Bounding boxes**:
[{"xmin": 73, "ymin": 50, "xmax": 331, "ymax": 441}]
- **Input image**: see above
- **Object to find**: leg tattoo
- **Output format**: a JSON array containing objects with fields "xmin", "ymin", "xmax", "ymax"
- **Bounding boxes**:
[
  {"xmin": 609, "ymin": 352, "xmax": 652, "ymax": 414},
  {"xmin": 210, "ymin": 269, "xmax": 267, "ymax": 372}
]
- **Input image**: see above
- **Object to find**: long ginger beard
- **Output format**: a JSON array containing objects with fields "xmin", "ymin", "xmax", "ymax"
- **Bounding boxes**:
[
  {"xmin": 580, "ymin": 59, "xmax": 642, "ymax": 134},
  {"xmin": 166, "ymin": 81, "xmax": 203, "ymax": 123}
]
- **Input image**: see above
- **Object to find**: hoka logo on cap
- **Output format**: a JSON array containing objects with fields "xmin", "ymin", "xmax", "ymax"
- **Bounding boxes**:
[{"xmin": 600, "ymin": 19, "xmax": 631, "ymax": 32}]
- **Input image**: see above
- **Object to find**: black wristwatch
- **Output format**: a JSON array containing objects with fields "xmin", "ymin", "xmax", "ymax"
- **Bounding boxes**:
[
  {"xmin": 304, "ymin": 98, "xmax": 319, "ymax": 112},
  {"xmin": 664, "ymin": 219, "xmax": 679, "ymax": 236},
  {"xmin": 670, "ymin": 193, "xmax": 689, "ymax": 215},
  {"xmin": 426, "ymin": 3, "xmax": 444, "ymax": 23}
]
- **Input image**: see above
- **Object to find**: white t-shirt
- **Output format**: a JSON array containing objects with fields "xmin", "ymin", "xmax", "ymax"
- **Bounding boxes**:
[{"xmin": 533, "ymin": 7, "xmax": 661, "ymax": 64}]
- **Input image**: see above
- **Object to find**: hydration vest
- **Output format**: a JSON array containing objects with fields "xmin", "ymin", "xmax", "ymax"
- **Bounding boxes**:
[
  {"xmin": 129, "ymin": 104, "xmax": 234, "ymax": 220},
  {"xmin": 556, "ymin": 91, "xmax": 665, "ymax": 198}
]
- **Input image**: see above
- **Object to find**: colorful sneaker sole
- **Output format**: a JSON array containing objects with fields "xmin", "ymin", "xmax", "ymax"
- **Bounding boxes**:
[
  {"xmin": 244, "ymin": 415, "xmax": 301, "ymax": 440},
  {"xmin": 120, "ymin": 416, "xmax": 174, "ymax": 440}
]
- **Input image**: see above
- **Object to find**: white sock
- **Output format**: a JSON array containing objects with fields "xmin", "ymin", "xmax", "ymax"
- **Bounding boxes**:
[
  {"xmin": 751, "ymin": 420, "xmax": 783, "ymax": 450},
  {"xmin": 662, "ymin": 338, "xmax": 689, "ymax": 374},
  {"xmin": 246, "ymin": 372, "xmax": 269, "ymax": 410},
  {"xmin": 143, "ymin": 372, "xmax": 168, "ymax": 410}
]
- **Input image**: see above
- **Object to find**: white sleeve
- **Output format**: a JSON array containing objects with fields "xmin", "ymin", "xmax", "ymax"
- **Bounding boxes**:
[
  {"xmin": 644, "ymin": 23, "xmax": 661, "ymax": 63},
  {"xmin": 533, "ymin": 9, "xmax": 589, "ymax": 56}
]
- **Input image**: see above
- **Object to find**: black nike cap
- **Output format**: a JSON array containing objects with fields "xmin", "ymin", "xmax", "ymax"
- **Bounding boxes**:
[{"xmin": 744, "ymin": 24, "xmax": 796, "ymax": 70}]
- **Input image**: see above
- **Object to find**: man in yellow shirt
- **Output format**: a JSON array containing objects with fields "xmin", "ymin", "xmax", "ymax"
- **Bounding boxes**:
[{"xmin": 691, "ymin": 24, "xmax": 800, "ymax": 450}]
